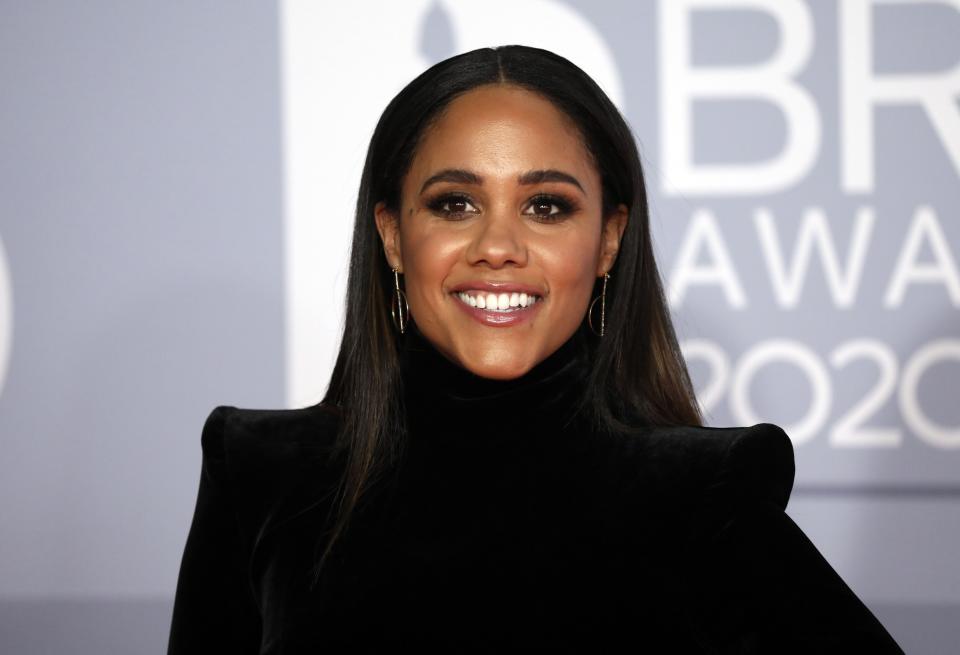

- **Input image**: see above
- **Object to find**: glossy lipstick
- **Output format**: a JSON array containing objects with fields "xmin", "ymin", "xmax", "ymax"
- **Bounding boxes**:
[{"xmin": 449, "ymin": 281, "xmax": 546, "ymax": 328}]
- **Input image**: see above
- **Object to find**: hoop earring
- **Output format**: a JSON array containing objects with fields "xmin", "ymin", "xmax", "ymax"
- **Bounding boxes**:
[
  {"xmin": 390, "ymin": 267, "xmax": 409, "ymax": 334},
  {"xmin": 587, "ymin": 272, "xmax": 610, "ymax": 337}
]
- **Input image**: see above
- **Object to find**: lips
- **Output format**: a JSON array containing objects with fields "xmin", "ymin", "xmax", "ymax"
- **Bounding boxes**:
[
  {"xmin": 450, "ymin": 283, "xmax": 544, "ymax": 312},
  {"xmin": 453, "ymin": 290, "xmax": 540, "ymax": 310},
  {"xmin": 446, "ymin": 279, "xmax": 547, "ymax": 327},
  {"xmin": 449, "ymin": 280, "xmax": 545, "ymax": 297}
]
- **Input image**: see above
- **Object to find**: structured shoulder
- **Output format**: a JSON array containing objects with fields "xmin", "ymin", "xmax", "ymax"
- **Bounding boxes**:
[
  {"xmin": 198, "ymin": 403, "xmax": 343, "ymax": 533},
  {"xmin": 200, "ymin": 403, "xmax": 341, "ymax": 470},
  {"xmin": 716, "ymin": 422, "xmax": 795, "ymax": 510},
  {"xmin": 602, "ymin": 421, "xmax": 795, "ymax": 512}
]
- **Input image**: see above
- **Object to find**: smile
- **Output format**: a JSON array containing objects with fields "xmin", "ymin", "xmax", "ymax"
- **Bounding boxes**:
[
  {"xmin": 454, "ymin": 291, "xmax": 541, "ymax": 311},
  {"xmin": 451, "ymin": 291, "xmax": 544, "ymax": 327}
]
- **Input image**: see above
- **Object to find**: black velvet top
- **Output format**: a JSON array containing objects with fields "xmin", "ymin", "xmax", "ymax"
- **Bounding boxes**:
[{"xmin": 168, "ymin": 325, "xmax": 903, "ymax": 653}]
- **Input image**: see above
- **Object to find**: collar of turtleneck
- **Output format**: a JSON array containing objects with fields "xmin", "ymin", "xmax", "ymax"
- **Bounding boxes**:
[{"xmin": 398, "ymin": 323, "xmax": 591, "ymax": 454}]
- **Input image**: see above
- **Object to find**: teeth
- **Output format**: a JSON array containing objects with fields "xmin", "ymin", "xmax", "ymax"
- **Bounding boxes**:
[{"xmin": 455, "ymin": 290, "xmax": 541, "ymax": 310}]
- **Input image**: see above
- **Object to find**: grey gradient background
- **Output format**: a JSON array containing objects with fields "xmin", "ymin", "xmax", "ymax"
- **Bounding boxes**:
[{"xmin": 1, "ymin": 1, "xmax": 957, "ymax": 653}]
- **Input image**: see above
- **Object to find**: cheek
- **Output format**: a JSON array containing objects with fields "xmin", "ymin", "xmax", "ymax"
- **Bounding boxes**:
[
  {"xmin": 537, "ymin": 233, "xmax": 600, "ymax": 311},
  {"xmin": 400, "ymin": 229, "xmax": 465, "ymax": 310}
]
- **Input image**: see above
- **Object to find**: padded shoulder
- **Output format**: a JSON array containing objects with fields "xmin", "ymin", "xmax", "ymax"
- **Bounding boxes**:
[
  {"xmin": 198, "ymin": 403, "xmax": 343, "ymax": 543},
  {"xmin": 719, "ymin": 422, "xmax": 796, "ymax": 511},
  {"xmin": 604, "ymin": 421, "xmax": 795, "ymax": 511},
  {"xmin": 200, "ymin": 403, "xmax": 340, "ymax": 473},
  {"xmin": 681, "ymin": 421, "xmax": 796, "ymax": 548},
  {"xmin": 199, "ymin": 404, "xmax": 230, "ymax": 464}
]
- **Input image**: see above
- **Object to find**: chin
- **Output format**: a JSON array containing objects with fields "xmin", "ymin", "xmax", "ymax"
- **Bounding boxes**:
[
  {"xmin": 458, "ymin": 350, "xmax": 536, "ymax": 381},
  {"xmin": 470, "ymin": 366, "xmax": 528, "ymax": 381}
]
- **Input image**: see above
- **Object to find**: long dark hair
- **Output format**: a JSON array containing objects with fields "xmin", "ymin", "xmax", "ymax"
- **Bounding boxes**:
[{"xmin": 314, "ymin": 45, "xmax": 702, "ymax": 583}]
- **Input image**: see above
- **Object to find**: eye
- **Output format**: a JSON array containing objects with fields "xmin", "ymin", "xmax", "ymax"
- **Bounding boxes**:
[
  {"xmin": 426, "ymin": 193, "xmax": 480, "ymax": 219},
  {"xmin": 523, "ymin": 194, "xmax": 576, "ymax": 222}
]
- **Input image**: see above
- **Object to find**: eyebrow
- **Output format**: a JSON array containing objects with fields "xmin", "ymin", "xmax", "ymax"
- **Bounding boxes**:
[{"xmin": 419, "ymin": 168, "xmax": 586, "ymax": 195}]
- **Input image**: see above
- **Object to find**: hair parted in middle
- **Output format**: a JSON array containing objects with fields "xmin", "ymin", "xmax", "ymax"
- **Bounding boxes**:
[{"xmin": 315, "ymin": 45, "xmax": 702, "ymax": 583}]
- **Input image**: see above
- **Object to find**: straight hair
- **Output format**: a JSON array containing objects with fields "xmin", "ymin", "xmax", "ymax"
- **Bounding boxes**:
[{"xmin": 314, "ymin": 45, "xmax": 702, "ymax": 584}]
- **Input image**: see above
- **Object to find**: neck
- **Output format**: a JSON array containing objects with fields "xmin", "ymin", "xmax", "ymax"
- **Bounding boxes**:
[{"xmin": 398, "ymin": 323, "xmax": 590, "ymax": 451}]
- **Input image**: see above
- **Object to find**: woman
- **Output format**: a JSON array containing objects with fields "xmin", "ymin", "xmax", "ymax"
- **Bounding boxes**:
[{"xmin": 168, "ymin": 45, "xmax": 902, "ymax": 653}]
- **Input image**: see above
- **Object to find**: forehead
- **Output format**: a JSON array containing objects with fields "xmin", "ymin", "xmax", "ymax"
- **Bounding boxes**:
[{"xmin": 408, "ymin": 84, "xmax": 598, "ymax": 187}]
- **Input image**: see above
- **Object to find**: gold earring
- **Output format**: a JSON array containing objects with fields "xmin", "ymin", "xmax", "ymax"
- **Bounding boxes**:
[
  {"xmin": 587, "ymin": 272, "xmax": 609, "ymax": 337},
  {"xmin": 391, "ymin": 267, "xmax": 409, "ymax": 334}
]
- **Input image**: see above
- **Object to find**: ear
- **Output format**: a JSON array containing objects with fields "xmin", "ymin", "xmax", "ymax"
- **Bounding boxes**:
[
  {"xmin": 374, "ymin": 201, "xmax": 403, "ymax": 271},
  {"xmin": 597, "ymin": 203, "xmax": 628, "ymax": 276}
]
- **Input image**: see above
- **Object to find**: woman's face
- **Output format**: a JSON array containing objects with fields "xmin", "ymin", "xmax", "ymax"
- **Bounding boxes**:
[{"xmin": 375, "ymin": 84, "xmax": 627, "ymax": 380}]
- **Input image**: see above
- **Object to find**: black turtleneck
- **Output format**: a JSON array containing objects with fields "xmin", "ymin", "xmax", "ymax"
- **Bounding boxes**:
[
  {"xmin": 398, "ymin": 321, "xmax": 590, "ymax": 451},
  {"xmin": 168, "ymin": 327, "xmax": 904, "ymax": 654}
]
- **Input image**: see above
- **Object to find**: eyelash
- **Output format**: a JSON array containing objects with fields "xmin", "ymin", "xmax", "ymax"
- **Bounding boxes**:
[{"xmin": 425, "ymin": 192, "xmax": 577, "ymax": 222}]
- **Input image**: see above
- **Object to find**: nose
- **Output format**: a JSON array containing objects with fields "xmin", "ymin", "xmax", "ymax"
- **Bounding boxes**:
[{"xmin": 465, "ymin": 206, "xmax": 528, "ymax": 269}]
